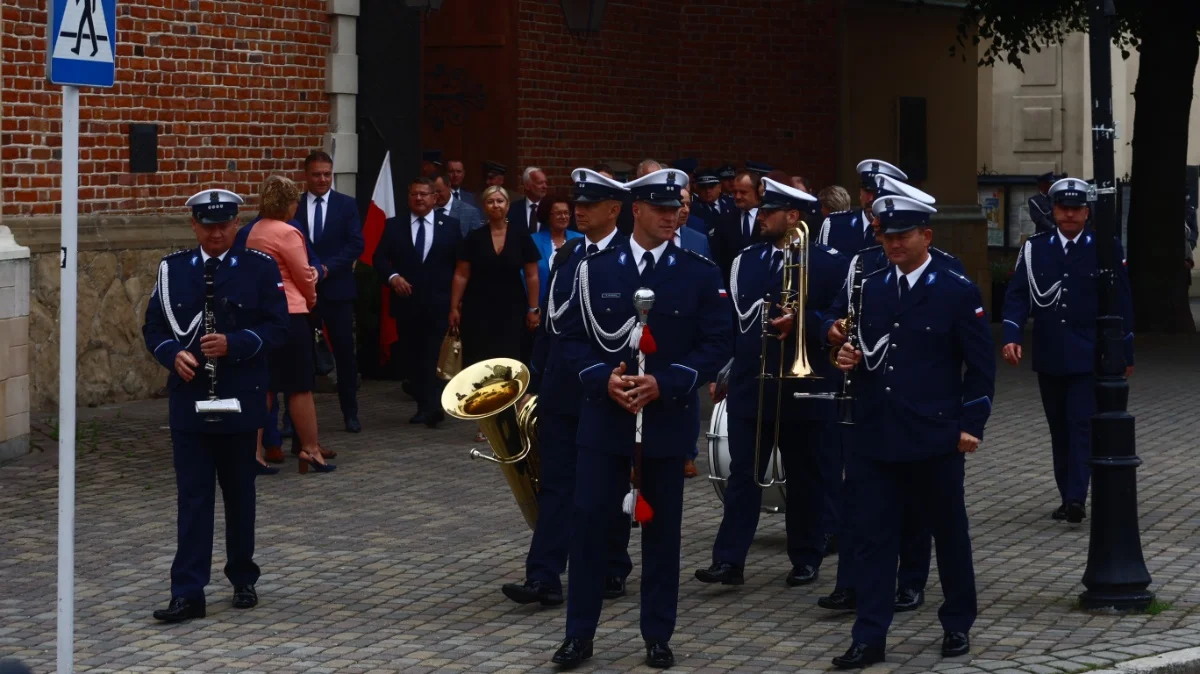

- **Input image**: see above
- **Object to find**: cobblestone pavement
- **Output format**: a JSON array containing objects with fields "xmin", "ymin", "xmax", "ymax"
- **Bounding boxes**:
[{"xmin": 2, "ymin": 333, "xmax": 1200, "ymax": 674}]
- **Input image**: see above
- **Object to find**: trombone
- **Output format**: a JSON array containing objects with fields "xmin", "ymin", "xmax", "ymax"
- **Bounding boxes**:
[{"xmin": 753, "ymin": 219, "xmax": 828, "ymax": 488}]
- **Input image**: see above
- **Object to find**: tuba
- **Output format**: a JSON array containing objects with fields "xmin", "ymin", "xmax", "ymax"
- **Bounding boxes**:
[
  {"xmin": 442, "ymin": 358, "xmax": 541, "ymax": 529},
  {"xmin": 754, "ymin": 219, "xmax": 826, "ymax": 488}
]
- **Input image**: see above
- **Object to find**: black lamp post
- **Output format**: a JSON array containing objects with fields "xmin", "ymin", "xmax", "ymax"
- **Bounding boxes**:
[{"xmin": 1078, "ymin": 0, "xmax": 1154, "ymax": 612}]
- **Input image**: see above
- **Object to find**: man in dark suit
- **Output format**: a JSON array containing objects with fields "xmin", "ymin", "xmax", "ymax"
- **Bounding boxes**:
[
  {"xmin": 373, "ymin": 177, "xmax": 463, "ymax": 428},
  {"xmin": 709, "ymin": 171, "xmax": 763, "ymax": 284},
  {"xmin": 293, "ymin": 151, "xmax": 365, "ymax": 433},
  {"xmin": 510, "ymin": 166, "xmax": 549, "ymax": 235},
  {"xmin": 433, "ymin": 172, "xmax": 483, "ymax": 237},
  {"xmin": 445, "ymin": 159, "xmax": 478, "ymax": 209}
]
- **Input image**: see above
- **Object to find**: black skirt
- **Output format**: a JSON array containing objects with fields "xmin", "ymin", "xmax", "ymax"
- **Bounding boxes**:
[{"xmin": 269, "ymin": 313, "xmax": 316, "ymax": 393}]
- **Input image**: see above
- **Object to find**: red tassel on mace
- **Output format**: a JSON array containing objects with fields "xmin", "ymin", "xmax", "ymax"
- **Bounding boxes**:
[
  {"xmin": 639, "ymin": 325, "xmax": 657, "ymax": 355},
  {"xmin": 634, "ymin": 492, "xmax": 654, "ymax": 523}
]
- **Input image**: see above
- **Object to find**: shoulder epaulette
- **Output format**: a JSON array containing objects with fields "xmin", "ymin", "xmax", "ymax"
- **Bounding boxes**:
[
  {"xmin": 945, "ymin": 268, "xmax": 973, "ymax": 286},
  {"xmin": 164, "ymin": 249, "xmax": 192, "ymax": 260},
  {"xmin": 813, "ymin": 242, "xmax": 841, "ymax": 257},
  {"xmin": 552, "ymin": 240, "xmax": 582, "ymax": 269},
  {"xmin": 740, "ymin": 241, "xmax": 769, "ymax": 254},
  {"xmin": 585, "ymin": 245, "xmax": 618, "ymax": 260},
  {"xmin": 862, "ymin": 266, "xmax": 888, "ymax": 279},
  {"xmin": 683, "ymin": 248, "xmax": 717, "ymax": 266},
  {"xmin": 828, "ymin": 209, "xmax": 852, "ymax": 217},
  {"xmin": 931, "ymin": 246, "xmax": 958, "ymax": 260},
  {"xmin": 246, "ymin": 248, "xmax": 278, "ymax": 263},
  {"xmin": 1027, "ymin": 230, "xmax": 1052, "ymax": 240}
]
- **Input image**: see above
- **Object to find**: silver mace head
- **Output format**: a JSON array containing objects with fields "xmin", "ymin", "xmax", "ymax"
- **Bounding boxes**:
[{"xmin": 633, "ymin": 287, "xmax": 655, "ymax": 326}]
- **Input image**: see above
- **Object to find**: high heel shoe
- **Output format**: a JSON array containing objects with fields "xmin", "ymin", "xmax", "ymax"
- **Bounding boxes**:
[
  {"xmin": 291, "ymin": 445, "xmax": 337, "ymax": 460},
  {"xmin": 298, "ymin": 451, "xmax": 336, "ymax": 474},
  {"xmin": 255, "ymin": 461, "xmax": 280, "ymax": 476}
]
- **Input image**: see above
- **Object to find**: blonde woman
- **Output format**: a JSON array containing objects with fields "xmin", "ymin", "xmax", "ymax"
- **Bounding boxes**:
[{"xmin": 245, "ymin": 175, "xmax": 335, "ymax": 474}]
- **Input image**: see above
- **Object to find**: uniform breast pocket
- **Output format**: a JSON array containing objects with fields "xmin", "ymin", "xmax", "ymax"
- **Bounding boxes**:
[{"xmin": 222, "ymin": 290, "xmax": 261, "ymax": 329}]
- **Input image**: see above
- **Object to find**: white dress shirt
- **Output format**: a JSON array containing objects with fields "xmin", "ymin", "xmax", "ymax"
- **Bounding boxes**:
[
  {"xmin": 305, "ymin": 191, "xmax": 330, "ymax": 241},
  {"xmin": 629, "ymin": 237, "xmax": 669, "ymax": 274},
  {"xmin": 411, "ymin": 211, "xmax": 434, "ymax": 261},
  {"xmin": 588, "ymin": 228, "xmax": 619, "ymax": 252},
  {"xmin": 527, "ymin": 200, "xmax": 541, "ymax": 229},
  {"xmin": 896, "ymin": 253, "xmax": 933, "ymax": 299},
  {"xmin": 1058, "ymin": 228, "xmax": 1083, "ymax": 251},
  {"xmin": 740, "ymin": 207, "xmax": 759, "ymax": 237},
  {"xmin": 862, "ymin": 210, "xmax": 873, "ymax": 232},
  {"xmin": 199, "ymin": 249, "xmax": 229, "ymax": 264}
]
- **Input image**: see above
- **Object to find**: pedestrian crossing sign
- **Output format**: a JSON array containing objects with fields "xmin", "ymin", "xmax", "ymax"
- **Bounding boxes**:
[{"xmin": 46, "ymin": 0, "xmax": 117, "ymax": 87}]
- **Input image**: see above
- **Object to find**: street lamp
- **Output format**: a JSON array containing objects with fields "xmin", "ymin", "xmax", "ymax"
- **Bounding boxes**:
[{"xmin": 1079, "ymin": 0, "xmax": 1154, "ymax": 612}]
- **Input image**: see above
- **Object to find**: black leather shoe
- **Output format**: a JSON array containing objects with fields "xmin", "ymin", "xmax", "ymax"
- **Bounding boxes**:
[
  {"xmin": 1052, "ymin": 503, "xmax": 1068, "ymax": 520},
  {"xmin": 153, "ymin": 597, "xmax": 206, "ymax": 623},
  {"xmin": 409, "ymin": 413, "xmax": 426, "ymax": 425},
  {"xmin": 232, "ymin": 585, "xmax": 257, "ymax": 609},
  {"xmin": 895, "ymin": 587, "xmax": 924, "ymax": 612},
  {"xmin": 502, "ymin": 579, "xmax": 563, "ymax": 606},
  {"xmin": 344, "ymin": 416, "xmax": 362, "ymax": 433},
  {"xmin": 942, "ymin": 631, "xmax": 970, "ymax": 657},
  {"xmin": 818, "ymin": 588, "xmax": 857, "ymax": 610},
  {"xmin": 695, "ymin": 562, "xmax": 744, "ymax": 585},
  {"xmin": 1066, "ymin": 500, "xmax": 1086, "ymax": 523},
  {"xmin": 424, "ymin": 410, "xmax": 444, "ymax": 429},
  {"xmin": 645, "ymin": 641, "xmax": 674, "ymax": 668},
  {"xmin": 824, "ymin": 532, "xmax": 839, "ymax": 557},
  {"xmin": 832, "ymin": 642, "xmax": 885, "ymax": 669},
  {"xmin": 551, "ymin": 637, "xmax": 592, "ymax": 668},
  {"xmin": 785, "ymin": 565, "xmax": 818, "ymax": 587},
  {"xmin": 603, "ymin": 576, "xmax": 626, "ymax": 599}
]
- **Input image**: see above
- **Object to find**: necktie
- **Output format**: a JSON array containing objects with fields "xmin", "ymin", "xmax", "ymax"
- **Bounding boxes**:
[
  {"xmin": 415, "ymin": 216, "xmax": 427, "ymax": 262},
  {"xmin": 452, "ymin": 190, "xmax": 461, "ymax": 203},
  {"xmin": 899, "ymin": 275, "xmax": 910, "ymax": 301},
  {"xmin": 313, "ymin": 196, "xmax": 324, "ymax": 242},
  {"xmin": 530, "ymin": 203, "xmax": 539, "ymax": 233},
  {"xmin": 742, "ymin": 211, "xmax": 751, "ymax": 240},
  {"xmin": 204, "ymin": 257, "xmax": 220, "ymax": 280},
  {"xmin": 712, "ymin": 201, "xmax": 720, "ymax": 215},
  {"xmin": 586, "ymin": 243, "xmax": 599, "ymax": 256},
  {"xmin": 771, "ymin": 250, "xmax": 784, "ymax": 274},
  {"xmin": 1065, "ymin": 240, "xmax": 1075, "ymax": 255},
  {"xmin": 641, "ymin": 251, "xmax": 655, "ymax": 276}
]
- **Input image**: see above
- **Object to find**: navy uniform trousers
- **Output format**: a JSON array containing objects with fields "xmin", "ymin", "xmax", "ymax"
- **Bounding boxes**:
[
  {"xmin": 314, "ymin": 299, "xmax": 358, "ymax": 419},
  {"xmin": 834, "ymin": 435, "xmax": 932, "ymax": 594},
  {"xmin": 852, "ymin": 452, "xmax": 976, "ymax": 647},
  {"xmin": 713, "ymin": 414, "xmax": 826, "ymax": 570},
  {"xmin": 1037, "ymin": 373, "xmax": 1094, "ymax": 505},
  {"xmin": 170, "ymin": 430, "xmax": 260, "ymax": 602},
  {"xmin": 525, "ymin": 409, "xmax": 633, "ymax": 592},
  {"xmin": 567, "ymin": 452, "xmax": 685, "ymax": 643}
]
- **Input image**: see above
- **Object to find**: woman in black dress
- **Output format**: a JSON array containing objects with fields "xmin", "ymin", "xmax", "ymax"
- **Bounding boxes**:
[{"xmin": 448, "ymin": 185, "xmax": 541, "ymax": 368}]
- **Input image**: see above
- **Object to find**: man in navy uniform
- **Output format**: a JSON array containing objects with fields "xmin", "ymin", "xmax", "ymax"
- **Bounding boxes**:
[
  {"xmin": 819, "ymin": 159, "xmax": 907, "ymax": 255},
  {"xmin": 143, "ymin": 189, "xmax": 290, "ymax": 622},
  {"xmin": 373, "ymin": 177, "xmax": 463, "ymax": 427},
  {"xmin": 293, "ymin": 150, "xmax": 365, "ymax": 433},
  {"xmin": 819, "ymin": 176, "xmax": 959, "ymax": 617},
  {"xmin": 1001, "ymin": 177, "xmax": 1134, "ymax": 524},
  {"xmin": 502, "ymin": 168, "xmax": 633, "ymax": 608},
  {"xmin": 552, "ymin": 169, "xmax": 732, "ymax": 669},
  {"xmin": 1028, "ymin": 171, "xmax": 1057, "ymax": 235},
  {"xmin": 831, "ymin": 194, "xmax": 995, "ymax": 668},
  {"xmin": 695, "ymin": 177, "xmax": 848, "ymax": 589}
]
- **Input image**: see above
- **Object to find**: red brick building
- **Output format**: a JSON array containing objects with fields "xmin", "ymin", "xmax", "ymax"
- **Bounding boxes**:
[{"xmin": 0, "ymin": 0, "xmax": 983, "ymax": 406}]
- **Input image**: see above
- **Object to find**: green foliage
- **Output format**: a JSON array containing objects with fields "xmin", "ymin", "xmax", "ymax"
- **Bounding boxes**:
[
  {"xmin": 949, "ymin": 0, "xmax": 1174, "ymax": 69},
  {"xmin": 1145, "ymin": 599, "xmax": 1174, "ymax": 615}
]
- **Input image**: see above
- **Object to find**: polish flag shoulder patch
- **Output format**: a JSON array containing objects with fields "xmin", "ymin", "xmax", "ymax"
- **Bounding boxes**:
[
  {"xmin": 1122, "ymin": 258, "xmax": 1128, "ymax": 267},
  {"xmin": 975, "ymin": 307, "xmax": 985, "ymax": 318},
  {"xmin": 277, "ymin": 282, "xmax": 285, "ymax": 290},
  {"xmin": 718, "ymin": 288, "xmax": 728, "ymax": 298}
]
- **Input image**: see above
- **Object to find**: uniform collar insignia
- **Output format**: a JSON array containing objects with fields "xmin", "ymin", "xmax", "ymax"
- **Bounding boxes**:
[
  {"xmin": 926, "ymin": 271, "xmax": 936, "ymax": 285},
  {"xmin": 1049, "ymin": 235, "xmax": 1056, "ymax": 245},
  {"xmin": 884, "ymin": 271, "xmax": 892, "ymax": 284},
  {"xmin": 668, "ymin": 254, "xmax": 676, "ymax": 266},
  {"xmin": 191, "ymin": 255, "xmax": 199, "ymax": 266},
  {"xmin": 760, "ymin": 249, "xmax": 768, "ymax": 259},
  {"xmin": 230, "ymin": 256, "xmax": 238, "ymax": 267},
  {"xmin": 618, "ymin": 251, "xmax": 627, "ymax": 265},
  {"xmin": 1085, "ymin": 234, "xmax": 1092, "ymax": 244}
]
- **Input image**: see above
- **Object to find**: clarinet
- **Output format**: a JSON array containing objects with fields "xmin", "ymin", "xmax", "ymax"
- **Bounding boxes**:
[
  {"xmin": 836, "ymin": 255, "xmax": 865, "ymax": 425},
  {"xmin": 200, "ymin": 267, "xmax": 221, "ymax": 421}
]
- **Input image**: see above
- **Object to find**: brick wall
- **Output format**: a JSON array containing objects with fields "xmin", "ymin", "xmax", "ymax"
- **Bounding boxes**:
[
  {"xmin": 0, "ymin": 0, "xmax": 331, "ymax": 219},
  {"xmin": 514, "ymin": 0, "xmax": 838, "ymax": 189}
]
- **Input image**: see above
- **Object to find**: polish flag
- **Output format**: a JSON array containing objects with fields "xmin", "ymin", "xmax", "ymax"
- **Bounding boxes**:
[{"xmin": 359, "ymin": 153, "xmax": 399, "ymax": 365}]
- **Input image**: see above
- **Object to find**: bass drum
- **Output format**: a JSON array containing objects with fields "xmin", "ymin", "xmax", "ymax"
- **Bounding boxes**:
[{"xmin": 706, "ymin": 400, "xmax": 787, "ymax": 513}]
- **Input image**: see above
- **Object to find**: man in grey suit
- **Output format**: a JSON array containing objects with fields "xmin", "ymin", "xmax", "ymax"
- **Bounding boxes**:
[
  {"xmin": 434, "ymin": 173, "xmax": 483, "ymax": 238},
  {"xmin": 446, "ymin": 159, "xmax": 478, "ymax": 209}
]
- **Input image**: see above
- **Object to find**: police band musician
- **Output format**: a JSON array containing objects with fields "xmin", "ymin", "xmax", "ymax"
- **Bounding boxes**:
[
  {"xmin": 819, "ymin": 172, "xmax": 966, "ymax": 618},
  {"xmin": 818, "ymin": 159, "xmax": 907, "ymax": 255},
  {"xmin": 500, "ymin": 169, "xmax": 634, "ymax": 608},
  {"xmin": 551, "ymin": 169, "xmax": 732, "ymax": 669},
  {"xmin": 695, "ymin": 177, "xmax": 849, "ymax": 589},
  {"xmin": 830, "ymin": 194, "xmax": 996, "ymax": 669},
  {"xmin": 1001, "ymin": 177, "xmax": 1134, "ymax": 524},
  {"xmin": 142, "ymin": 189, "xmax": 290, "ymax": 623}
]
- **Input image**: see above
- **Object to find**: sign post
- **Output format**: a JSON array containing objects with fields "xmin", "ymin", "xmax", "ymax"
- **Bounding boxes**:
[{"xmin": 46, "ymin": 1, "xmax": 116, "ymax": 671}]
